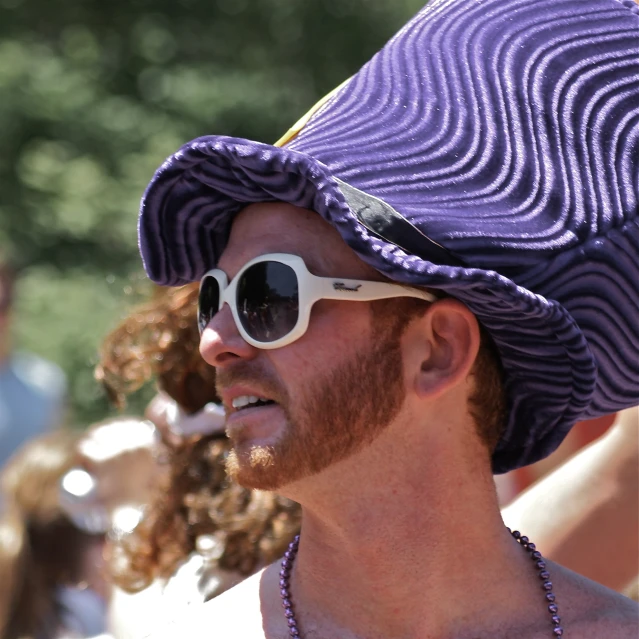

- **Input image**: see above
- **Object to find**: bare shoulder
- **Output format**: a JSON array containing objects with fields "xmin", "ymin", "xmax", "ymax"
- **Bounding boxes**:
[
  {"xmin": 550, "ymin": 562, "xmax": 639, "ymax": 638},
  {"xmin": 148, "ymin": 569, "xmax": 267, "ymax": 639}
]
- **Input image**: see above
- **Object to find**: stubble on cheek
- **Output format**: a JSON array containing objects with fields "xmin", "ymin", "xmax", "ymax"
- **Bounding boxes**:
[{"xmin": 222, "ymin": 301, "xmax": 419, "ymax": 490}]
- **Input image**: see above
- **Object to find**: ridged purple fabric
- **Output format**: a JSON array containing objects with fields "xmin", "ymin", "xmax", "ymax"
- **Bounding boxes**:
[{"xmin": 138, "ymin": 0, "xmax": 639, "ymax": 473}]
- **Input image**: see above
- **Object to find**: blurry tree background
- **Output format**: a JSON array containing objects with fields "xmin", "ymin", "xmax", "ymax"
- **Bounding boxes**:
[{"xmin": 0, "ymin": 0, "xmax": 425, "ymax": 425}]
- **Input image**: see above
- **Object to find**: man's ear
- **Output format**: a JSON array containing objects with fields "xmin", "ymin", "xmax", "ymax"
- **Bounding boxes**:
[{"xmin": 404, "ymin": 298, "xmax": 481, "ymax": 400}]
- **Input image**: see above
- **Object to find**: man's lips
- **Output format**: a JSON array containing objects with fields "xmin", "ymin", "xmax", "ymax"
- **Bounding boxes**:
[
  {"xmin": 218, "ymin": 385, "xmax": 280, "ymax": 415},
  {"xmin": 226, "ymin": 401, "xmax": 280, "ymax": 421},
  {"xmin": 225, "ymin": 402, "xmax": 283, "ymax": 443}
]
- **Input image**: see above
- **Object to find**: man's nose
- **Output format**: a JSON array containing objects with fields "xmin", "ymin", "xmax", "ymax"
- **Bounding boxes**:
[{"xmin": 199, "ymin": 303, "xmax": 257, "ymax": 367}]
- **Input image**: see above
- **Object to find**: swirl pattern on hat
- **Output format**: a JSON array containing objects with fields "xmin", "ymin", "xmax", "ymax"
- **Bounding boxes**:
[{"xmin": 139, "ymin": 0, "xmax": 639, "ymax": 472}]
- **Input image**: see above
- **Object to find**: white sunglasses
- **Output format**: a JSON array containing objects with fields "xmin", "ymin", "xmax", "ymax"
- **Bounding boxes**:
[{"xmin": 198, "ymin": 253, "xmax": 435, "ymax": 349}]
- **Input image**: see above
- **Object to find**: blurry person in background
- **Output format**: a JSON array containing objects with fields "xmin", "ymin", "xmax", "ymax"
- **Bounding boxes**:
[
  {"xmin": 503, "ymin": 406, "xmax": 639, "ymax": 596},
  {"xmin": 96, "ymin": 284, "xmax": 301, "ymax": 639},
  {"xmin": 494, "ymin": 413, "xmax": 618, "ymax": 507},
  {"xmin": 0, "ymin": 260, "xmax": 67, "ymax": 468},
  {"xmin": 0, "ymin": 429, "xmax": 108, "ymax": 639},
  {"xmin": 0, "ymin": 496, "xmax": 24, "ymax": 636},
  {"xmin": 65, "ymin": 416, "xmax": 162, "ymax": 537}
]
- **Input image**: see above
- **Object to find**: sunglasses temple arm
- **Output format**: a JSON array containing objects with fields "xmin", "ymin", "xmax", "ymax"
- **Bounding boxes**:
[{"xmin": 315, "ymin": 277, "xmax": 435, "ymax": 303}]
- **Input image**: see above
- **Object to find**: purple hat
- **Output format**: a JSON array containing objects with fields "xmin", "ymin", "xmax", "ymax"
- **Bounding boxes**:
[{"xmin": 138, "ymin": 0, "xmax": 639, "ymax": 473}]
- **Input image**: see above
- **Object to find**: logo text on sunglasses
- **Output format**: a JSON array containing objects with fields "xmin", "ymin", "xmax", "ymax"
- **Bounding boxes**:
[{"xmin": 333, "ymin": 282, "xmax": 362, "ymax": 292}]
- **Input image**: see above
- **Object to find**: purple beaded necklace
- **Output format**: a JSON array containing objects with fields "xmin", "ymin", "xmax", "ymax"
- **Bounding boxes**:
[{"xmin": 279, "ymin": 528, "xmax": 563, "ymax": 638}]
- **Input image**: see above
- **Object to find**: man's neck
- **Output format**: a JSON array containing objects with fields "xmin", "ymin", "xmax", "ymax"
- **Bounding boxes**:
[{"xmin": 266, "ymin": 433, "xmax": 549, "ymax": 638}]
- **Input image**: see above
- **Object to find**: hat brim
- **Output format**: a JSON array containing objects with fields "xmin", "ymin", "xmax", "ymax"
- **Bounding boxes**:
[{"xmin": 139, "ymin": 135, "xmax": 596, "ymax": 473}]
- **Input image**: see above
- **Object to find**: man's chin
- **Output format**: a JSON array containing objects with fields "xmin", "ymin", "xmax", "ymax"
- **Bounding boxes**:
[{"xmin": 225, "ymin": 445, "xmax": 291, "ymax": 491}]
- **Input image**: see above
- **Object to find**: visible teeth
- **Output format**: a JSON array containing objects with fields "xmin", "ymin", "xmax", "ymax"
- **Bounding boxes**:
[{"xmin": 232, "ymin": 395, "xmax": 266, "ymax": 409}]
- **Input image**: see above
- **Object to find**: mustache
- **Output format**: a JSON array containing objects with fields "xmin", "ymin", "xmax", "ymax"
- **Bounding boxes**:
[{"xmin": 215, "ymin": 361, "xmax": 288, "ymax": 404}]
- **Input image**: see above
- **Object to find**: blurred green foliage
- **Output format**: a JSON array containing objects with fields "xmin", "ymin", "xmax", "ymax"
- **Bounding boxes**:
[{"xmin": 0, "ymin": 0, "xmax": 425, "ymax": 425}]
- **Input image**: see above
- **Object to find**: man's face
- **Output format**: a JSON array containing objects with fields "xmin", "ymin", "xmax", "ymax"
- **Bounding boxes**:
[{"xmin": 200, "ymin": 203, "xmax": 410, "ymax": 491}]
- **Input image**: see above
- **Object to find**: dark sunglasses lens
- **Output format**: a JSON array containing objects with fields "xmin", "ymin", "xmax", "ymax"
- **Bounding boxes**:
[
  {"xmin": 237, "ymin": 262, "xmax": 299, "ymax": 342},
  {"xmin": 198, "ymin": 276, "xmax": 220, "ymax": 332}
]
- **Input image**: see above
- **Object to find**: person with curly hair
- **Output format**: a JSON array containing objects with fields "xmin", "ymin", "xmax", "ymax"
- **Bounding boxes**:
[
  {"xmin": 0, "ymin": 430, "xmax": 108, "ymax": 639},
  {"xmin": 96, "ymin": 283, "xmax": 301, "ymax": 638}
]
